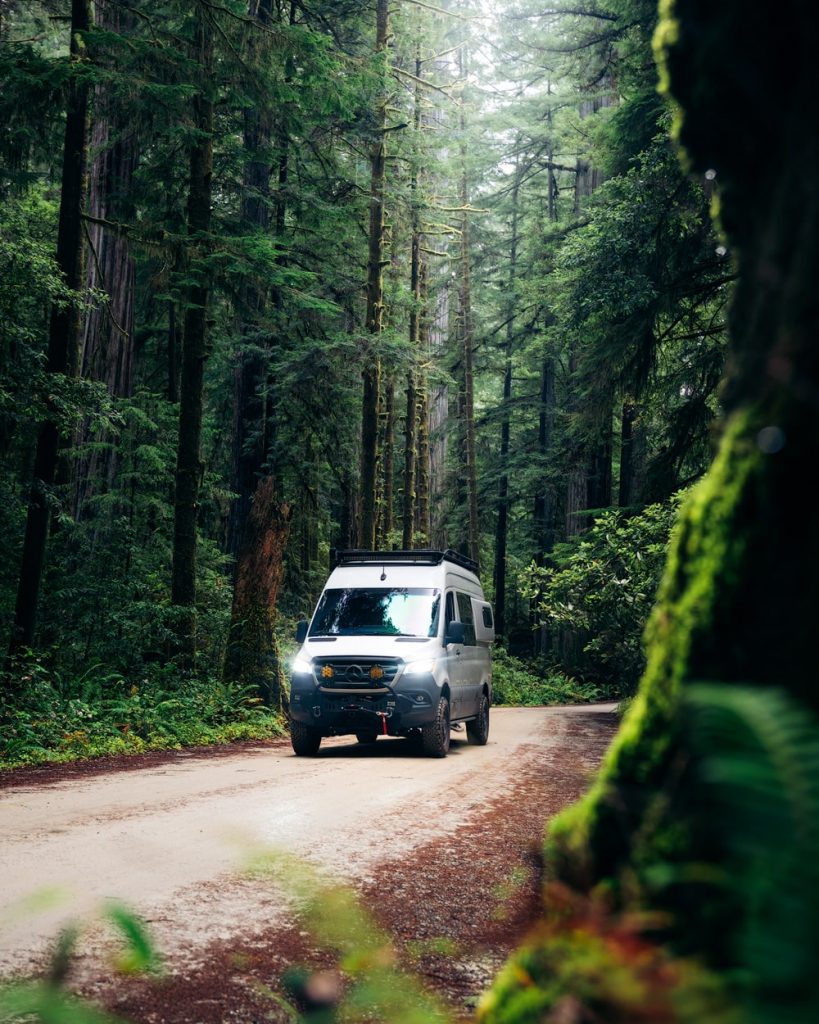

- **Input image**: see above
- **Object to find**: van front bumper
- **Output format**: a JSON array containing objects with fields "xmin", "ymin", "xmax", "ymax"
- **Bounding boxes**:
[{"xmin": 289, "ymin": 670, "xmax": 438, "ymax": 735}]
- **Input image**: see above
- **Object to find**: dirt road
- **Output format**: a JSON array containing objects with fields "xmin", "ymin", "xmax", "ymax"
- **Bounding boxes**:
[{"xmin": 0, "ymin": 705, "xmax": 618, "ymax": 1019}]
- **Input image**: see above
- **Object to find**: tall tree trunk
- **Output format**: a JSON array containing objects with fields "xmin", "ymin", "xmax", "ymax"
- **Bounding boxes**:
[
  {"xmin": 171, "ymin": 7, "xmax": 213, "ymax": 662},
  {"xmin": 458, "ymin": 46, "xmax": 479, "ymax": 565},
  {"xmin": 223, "ymin": 478, "xmax": 291, "ymax": 710},
  {"xmin": 618, "ymin": 400, "xmax": 637, "ymax": 506},
  {"xmin": 531, "ymin": 355, "xmax": 557, "ymax": 657},
  {"xmin": 403, "ymin": 368, "xmax": 418, "ymax": 549},
  {"xmin": 358, "ymin": 0, "xmax": 389, "ymax": 550},
  {"xmin": 72, "ymin": 0, "xmax": 138, "ymax": 522},
  {"xmin": 586, "ymin": 413, "xmax": 613, "ymax": 510},
  {"xmin": 493, "ymin": 163, "xmax": 520, "ymax": 640},
  {"xmin": 225, "ymin": 0, "xmax": 278, "ymax": 563},
  {"xmin": 167, "ymin": 299, "xmax": 179, "ymax": 403},
  {"xmin": 402, "ymin": 42, "xmax": 424, "ymax": 550},
  {"xmin": 428, "ymin": 277, "xmax": 448, "ymax": 546},
  {"xmin": 416, "ymin": 266, "xmax": 431, "ymax": 546},
  {"xmin": 564, "ymin": 348, "xmax": 588, "ymax": 539},
  {"xmin": 379, "ymin": 378, "xmax": 395, "ymax": 545},
  {"xmin": 533, "ymin": 355, "xmax": 556, "ymax": 564},
  {"xmin": 8, "ymin": 0, "xmax": 92, "ymax": 659}
]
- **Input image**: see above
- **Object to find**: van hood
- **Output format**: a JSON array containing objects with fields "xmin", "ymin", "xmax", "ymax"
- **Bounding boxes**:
[{"xmin": 301, "ymin": 635, "xmax": 438, "ymax": 660}]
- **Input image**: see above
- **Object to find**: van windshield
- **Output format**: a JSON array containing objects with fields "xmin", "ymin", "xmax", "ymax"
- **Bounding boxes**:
[{"xmin": 309, "ymin": 588, "xmax": 440, "ymax": 638}]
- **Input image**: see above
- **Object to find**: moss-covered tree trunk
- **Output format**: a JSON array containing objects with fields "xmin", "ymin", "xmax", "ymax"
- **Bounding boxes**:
[
  {"xmin": 482, "ymin": 0, "xmax": 819, "ymax": 1019},
  {"xmin": 550, "ymin": 0, "xmax": 819, "ymax": 888},
  {"xmin": 224, "ymin": 477, "xmax": 291, "ymax": 710}
]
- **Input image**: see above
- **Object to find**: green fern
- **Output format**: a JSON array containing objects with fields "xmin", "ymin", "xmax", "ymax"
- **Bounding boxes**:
[{"xmin": 686, "ymin": 684, "xmax": 819, "ymax": 1023}]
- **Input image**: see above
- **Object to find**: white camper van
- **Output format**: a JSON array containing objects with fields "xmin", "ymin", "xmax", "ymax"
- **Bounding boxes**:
[{"xmin": 289, "ymin": 549, "xmax": 494, "ymax": 757}]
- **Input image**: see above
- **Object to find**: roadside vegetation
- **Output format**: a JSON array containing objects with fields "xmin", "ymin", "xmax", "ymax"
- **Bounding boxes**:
[{"xmin": 0, "ymin": 658, "xmax": 283, "ymax": 770}]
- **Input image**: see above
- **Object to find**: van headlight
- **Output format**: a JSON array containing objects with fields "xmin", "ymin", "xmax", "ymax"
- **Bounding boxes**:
[
  {"xmin": 402, "ymin": 659, "xmax": 435, "ymax": 677},
  {"xmin": 292, "ymin": 656, "xmax": 313, "ymax": 675}
]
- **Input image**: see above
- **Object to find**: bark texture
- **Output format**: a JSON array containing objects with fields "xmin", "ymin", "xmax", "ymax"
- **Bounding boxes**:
[
  {"xmin": 72, "ymin": 0, "xmax": 138, "ymax": 521},
  {"xmin": 224, "ymin": 477, "xmax": 292, "ymax": 710}
]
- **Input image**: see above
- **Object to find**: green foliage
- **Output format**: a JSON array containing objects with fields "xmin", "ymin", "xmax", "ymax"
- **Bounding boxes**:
[
  {"xmin": 477, "ymin": 882, "xmax": 735, "ymax": 1024},
  {"xmin": 0, "ymin": 983, "xmax": 117, "ymax": 1024},
  {"xmin": 491, "ymin": 648, "xmax": 599, "ymax": 707},
  {"xmin": 684, "ymin": 685, "xmax": 819, "ymax": 1023},
  {"xmin": 0, "ymin": 656, "xmax": 284, "ymax": 770},
  {"xmin": 103, "ymin": 903, "xmax": 162, "ymax": 976},
  {"xmin": 521, "ymin": 496, "xmax": 683, "ymax": 695},
  {"xmin": 249, "ymin": 852, "xmax": 451, "ymax": 1024},
  {"xmin": 0, "ymin": 900, "xmax": 158, "ymax": 1023}
]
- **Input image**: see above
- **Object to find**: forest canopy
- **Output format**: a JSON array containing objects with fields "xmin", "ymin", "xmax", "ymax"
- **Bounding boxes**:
[{"xmin": 0, "ymin": 0, "xmax": 727, "ymax": 715}]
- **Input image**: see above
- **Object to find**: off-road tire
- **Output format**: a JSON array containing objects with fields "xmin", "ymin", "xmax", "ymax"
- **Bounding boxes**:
[
  {"xmin": 421, "ymin": 696, "xmax": 450, "ymax": 758},
  {"xmin": 355, "ymin": 730, "xmax": 379, "ymax": 745},
  {"xmin": 466, "ymin": 693, "xmax": 490, "ymax": 745},
  {"xmin": 290, "ymin": 719, "xmax": 322, "ymax": 756}
]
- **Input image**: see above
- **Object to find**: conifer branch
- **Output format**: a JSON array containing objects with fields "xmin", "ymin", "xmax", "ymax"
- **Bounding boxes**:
[{"xmin": 392, "ymin": 65, "xmax": 455, "ymax": 97}]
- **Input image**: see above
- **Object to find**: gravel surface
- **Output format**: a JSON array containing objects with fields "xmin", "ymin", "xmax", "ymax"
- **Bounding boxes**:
[{"xmin": 0, "ymin": 705, "xmax": 618, "ymax": 1021}]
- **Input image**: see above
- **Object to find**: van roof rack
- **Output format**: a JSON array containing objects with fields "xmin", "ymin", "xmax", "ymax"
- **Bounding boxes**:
[{"xmin": 331, "ymin": 548, "xmax": 479, "ymax": 575}]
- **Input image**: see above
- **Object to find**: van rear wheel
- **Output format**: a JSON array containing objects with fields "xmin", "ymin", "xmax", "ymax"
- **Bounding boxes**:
[
  {"xmin": 355, "ymin": 730, "xmax": 379, "ymax": 745},
  {"xmin": 466, "ymin": 693, "xmax": 490, "ymax": 745},
  {"xmin": 291, "ymin": 720, "xmax": 321, "ymax": 756},
  {"xmin": 422, "ymin": 696, "xmax": 450, "ymax": 758}
]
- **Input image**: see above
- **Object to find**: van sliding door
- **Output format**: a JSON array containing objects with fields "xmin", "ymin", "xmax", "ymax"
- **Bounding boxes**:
[{"xmin": 455, "ymin": 592, "xmax": 481, "ymax": 717}]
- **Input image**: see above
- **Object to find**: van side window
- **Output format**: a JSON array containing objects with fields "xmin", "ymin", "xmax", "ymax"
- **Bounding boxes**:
[
  {"xmin": 456, "ymin": 592, "xmax": 476, "ymax": 646},
  {"xmin": 445, "ymin": 592, "xmax": 456, "ymax": 635}
]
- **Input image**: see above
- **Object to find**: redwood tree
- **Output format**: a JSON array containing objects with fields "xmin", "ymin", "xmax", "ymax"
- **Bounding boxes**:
[
  {"xmin": 171, "ymin": 3, "xmax": 213, "ymax": 661},
  {"xmin": 8, "ymin": 0, "xmax": 92, "ymax": 658}
]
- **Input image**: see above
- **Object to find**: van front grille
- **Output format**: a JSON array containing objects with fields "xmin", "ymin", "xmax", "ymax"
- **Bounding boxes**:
[{"xmin": 311, "ymin": 657, "xmax": 401, "ymax": 688}]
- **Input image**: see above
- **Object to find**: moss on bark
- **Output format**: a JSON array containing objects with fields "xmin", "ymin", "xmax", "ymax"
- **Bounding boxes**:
[{"xmin": 482, "ymin": 0, "xmax": 819, "ymax": 1018}]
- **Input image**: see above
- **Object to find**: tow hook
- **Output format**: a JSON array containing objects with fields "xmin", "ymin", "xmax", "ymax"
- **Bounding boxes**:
[{"xmin": 377, "ymin": 712, "xmax": 388, "ymax": 735}]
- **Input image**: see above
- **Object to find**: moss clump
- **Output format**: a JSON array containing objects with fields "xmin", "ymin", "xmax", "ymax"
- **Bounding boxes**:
[
  {"xmin": 546, "ymin": 409, "xmax": 765, "ymax": 890},
  {"xmin": 478, "ymin": 884, "xmax": 736, "ymax": 1024}
]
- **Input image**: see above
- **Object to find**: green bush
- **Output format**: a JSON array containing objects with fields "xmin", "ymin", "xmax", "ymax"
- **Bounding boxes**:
[
  {"xmin": 519, "ymin": 495, "xmax": 683, "ymax": 696},
  {"xmin": 491, "ymin": 647, "xmax": 600, "ymax": 706},
  {"xmin": 0, "ymin": 655, "xmax": 285, "ymax": 769}
]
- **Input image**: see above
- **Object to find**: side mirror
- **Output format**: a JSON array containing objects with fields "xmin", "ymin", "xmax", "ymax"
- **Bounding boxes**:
[
  {"xmin": 295, "ymin": 620, "xmax": 309, "ymax": 644},
  {"xmin": 445, "ymin": 621, "xmax": 465, "ymax": 646}
]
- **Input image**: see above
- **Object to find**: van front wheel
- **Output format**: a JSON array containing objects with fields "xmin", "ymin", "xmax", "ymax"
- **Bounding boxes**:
[
  {"xmin": 291, "ymin": 720, "xmax": 322, "ymax": 756},
  {"xmin": 422, "ymin": 696, "xmax": 450, "ymax": 758}
]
